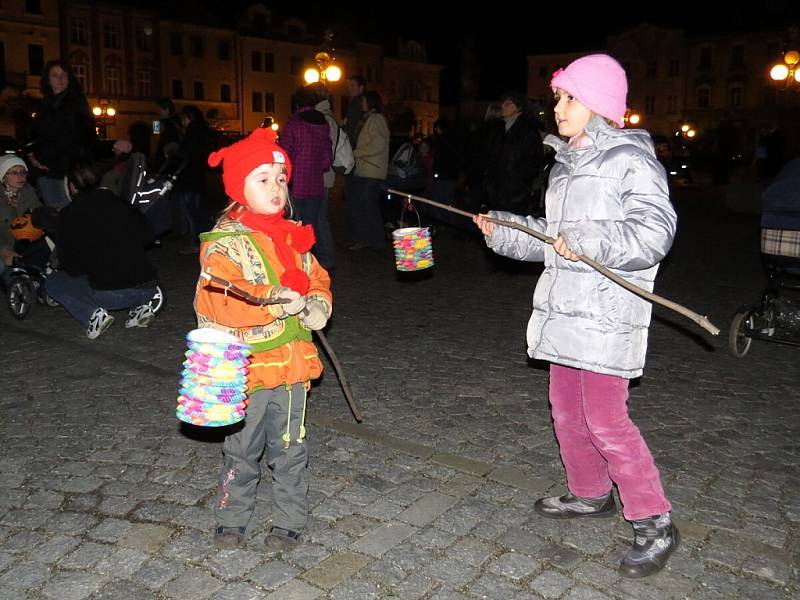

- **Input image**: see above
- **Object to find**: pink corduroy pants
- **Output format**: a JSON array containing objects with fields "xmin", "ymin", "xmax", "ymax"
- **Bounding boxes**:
[{"xmin": 548, "ymin": 364, "xmax": 672, "ymax": 520}]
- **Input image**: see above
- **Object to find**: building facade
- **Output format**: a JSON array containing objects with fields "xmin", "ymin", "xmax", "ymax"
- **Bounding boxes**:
[
  {"xmin": 0, "ymin": 1, "xmax": 441, "ymax": 145},
  {"xmin": 0, "ymin": 0, "xmax": 60, "ymax": 137},
  {"xmin": 527, "ymin": 23, "xmax": 800, "ymax": 159}
]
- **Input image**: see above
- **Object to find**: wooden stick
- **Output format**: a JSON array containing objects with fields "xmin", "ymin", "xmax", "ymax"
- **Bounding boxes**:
[
  {"xmin": 388, "ymin": 189, "xmax": 720, "ymax": 336},
  {"xmin": 199, "ymin": 271, "xmax": 364, "ymax": 422}
]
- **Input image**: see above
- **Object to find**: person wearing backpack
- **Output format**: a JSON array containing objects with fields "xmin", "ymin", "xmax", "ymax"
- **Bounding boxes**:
[
  {"xmin": 279, "ymin": 86, "xmax": 334, "ymax": 268},
  {"xmin": 312, "ymin": 83, "xmax": 354, "ymax": 270}
]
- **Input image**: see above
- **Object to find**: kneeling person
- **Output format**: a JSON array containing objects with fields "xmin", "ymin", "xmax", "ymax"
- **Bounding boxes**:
[{"xmin": 46, "ymin": 162, "xmax": 158, "ymax": 338}]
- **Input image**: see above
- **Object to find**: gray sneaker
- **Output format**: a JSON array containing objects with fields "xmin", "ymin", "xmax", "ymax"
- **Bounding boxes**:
[
  {"xmin": 124, "ymin": 304, "xmax": 155, "ymax": 328},
  {"xmin": 534, "ymin": 492, "xmax": 617, "ymax": 519},
  {"xmin": 86, "ymin": 308, "xmax": 114, "ymax": 339}
]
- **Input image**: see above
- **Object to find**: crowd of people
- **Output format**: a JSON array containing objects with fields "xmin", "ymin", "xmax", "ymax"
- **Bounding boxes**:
[{"xmin": 0, "ymin": 60, "xmax": 215, "ymax": 339}]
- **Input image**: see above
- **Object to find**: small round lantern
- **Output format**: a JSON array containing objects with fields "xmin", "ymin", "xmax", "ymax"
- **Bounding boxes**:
[
  {"xmin": 391, "ymin": 226, "xmax": 434, "ymax": 271},
  {"xmin": 177, "ymin": 328, "xmax": 251, "ymax": 427}
]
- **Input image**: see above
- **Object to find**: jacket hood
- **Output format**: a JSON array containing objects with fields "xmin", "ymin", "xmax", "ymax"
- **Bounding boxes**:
[
  {"xmin": 314, "ymin": 100, "xmax": 333, "ymax": 117},
  {"xmin": 545, "ymin": 115, "xmax": 657, "ymax": 164},
  {"xmin": 295, "ymin": 107, "xmax": 327, "ymax": 126}
]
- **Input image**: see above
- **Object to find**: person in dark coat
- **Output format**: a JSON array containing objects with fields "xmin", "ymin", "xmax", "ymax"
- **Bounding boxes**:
[
  {"xmin": 154, "ymin": 97, "xmax": 181, "ymax": 168},
  {"xmin": 27, "ymin": 60, "xmax": 96, "ymax": 210},
  {"xmin": 173, "ymin": 105, "xmax": 211, "ymax": 254},
  {"xmin": 45, "ymin": 162, "xmax": 158, "ymax": 339},
  {"xmin": 465, "ymin": 103, "xmax": 501, "ymax": 214},
  {"xmin": 482, "ymin": 91, "xmax": 545, "ymax": 215},
  {"xmin": 343, "ymin": 75, "xmax": 365, "ymax": 148}
]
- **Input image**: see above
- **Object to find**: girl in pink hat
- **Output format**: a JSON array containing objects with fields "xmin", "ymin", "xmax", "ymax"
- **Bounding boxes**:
[{"xmin": 474, "ymin": 53, "xmax": 679, "ymax": 578}]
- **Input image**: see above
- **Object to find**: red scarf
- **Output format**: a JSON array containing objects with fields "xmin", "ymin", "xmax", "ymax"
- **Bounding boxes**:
[{"xmin": 234, "ymin": 208, "xmax": 316, "ymax": 295}]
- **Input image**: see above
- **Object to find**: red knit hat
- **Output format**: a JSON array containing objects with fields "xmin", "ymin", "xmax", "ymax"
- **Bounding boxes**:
[{"xmin": 207, "ymin": 128, "xmax": 293, "ymax": 206}]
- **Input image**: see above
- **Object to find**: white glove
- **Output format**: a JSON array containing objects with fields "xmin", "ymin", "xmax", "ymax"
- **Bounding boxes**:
[
  {"xmin": 274, "ymin": 288, "xmax": 306, "ymax": 317},
  {"xmin": 300, "ymin": 300, "xmax": 328, "ymax": 330}
]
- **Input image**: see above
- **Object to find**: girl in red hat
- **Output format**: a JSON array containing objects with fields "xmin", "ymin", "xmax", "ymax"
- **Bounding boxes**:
[{"xmin": 194, "ymin": 128, "xmax": 332, "ymax": 553}]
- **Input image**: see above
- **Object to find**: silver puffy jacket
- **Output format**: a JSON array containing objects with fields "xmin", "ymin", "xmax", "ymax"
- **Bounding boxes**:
[{"xmin": 486, "ymin": 117, "xmax": 677, "ymax": 378}]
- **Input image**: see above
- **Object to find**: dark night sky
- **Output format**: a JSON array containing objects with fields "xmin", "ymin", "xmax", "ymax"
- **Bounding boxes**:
[
  {"xmin": 145, "ymin": 1, "xmax": 793, "ymax": 102},
  {"xmin": 265, "ymin": 2, "xmax": 794, "ymax": 102}
]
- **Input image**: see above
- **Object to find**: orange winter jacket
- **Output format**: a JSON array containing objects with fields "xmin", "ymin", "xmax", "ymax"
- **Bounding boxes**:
[{"xmin": 193, "ymin": 215, "xmax": 332, "ymax": 391}]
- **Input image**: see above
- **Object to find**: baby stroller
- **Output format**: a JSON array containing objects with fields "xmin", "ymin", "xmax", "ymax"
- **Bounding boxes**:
[
  {"xmin": 3, "ymin": 211, "xmax": 59, "ymax": 319},
  {"xmin": 122, "ymin": 152, "xmax": 187, "ymax": 237},
  {"xmin": 729, "ymin": 158, "xmax": 800, "ymax": 356}
]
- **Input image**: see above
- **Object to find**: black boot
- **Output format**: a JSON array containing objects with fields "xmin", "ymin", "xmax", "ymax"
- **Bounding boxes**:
[
  {"xmin": 619, "ymin": 513, "xmax": 680, "ymax": 578},
  {"xmin": 534, "ymin": 492, "xmax": 617, "ymax": 519}
]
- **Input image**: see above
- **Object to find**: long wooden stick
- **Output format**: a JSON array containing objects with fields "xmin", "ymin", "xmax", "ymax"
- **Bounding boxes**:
[
  {"xmin": 388, "ymin": 189, "xmax": 720, "ymax": 336},
  {"xmin": 199, "ymin": 271, "xmax": 364, "ymax": 422}
]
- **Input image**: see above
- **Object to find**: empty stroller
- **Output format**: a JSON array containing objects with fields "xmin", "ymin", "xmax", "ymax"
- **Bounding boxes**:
[
  {"xmin": 121, "ymin": 152, "xmax": 187, "ymax": 237},
  {"xmin": 729, "ymin": 158, "xmax": 800, "ymax": 356}
]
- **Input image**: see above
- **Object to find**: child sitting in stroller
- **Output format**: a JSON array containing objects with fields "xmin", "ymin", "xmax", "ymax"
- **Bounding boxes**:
[{"xmin": 0, "ymin": 154, "xmax": 43, "ymax": 278}]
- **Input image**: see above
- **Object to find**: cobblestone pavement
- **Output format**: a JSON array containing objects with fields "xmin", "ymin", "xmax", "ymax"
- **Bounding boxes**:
[{"xmin": 1, "ymin": 185, "xmax": 798, "ymax": 599}]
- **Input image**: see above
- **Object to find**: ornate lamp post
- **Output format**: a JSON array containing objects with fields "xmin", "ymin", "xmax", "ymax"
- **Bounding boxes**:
[
  {"xmin": 678, "ymin": 123, "xmax": 696, "ymax": 139},
  {"xmin": 303, "ymin": 30, "xmax": 342, "ymax": 84},
  {"xmin": 769, "ymin": 50, "xmax": 800, "ymax": 87},
  {"xmin": 91, "ymin": 99, "xmax": 116, "ymax": 139}
]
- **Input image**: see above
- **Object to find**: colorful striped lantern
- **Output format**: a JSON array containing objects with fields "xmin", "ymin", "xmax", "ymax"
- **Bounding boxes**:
[
  {"xmin": 392, "ymin": 227, "xmax": 434, "ymax": 272},
  {"xmin": 177, "ymin": 328, "xmax": 251, "ymax": 427}
]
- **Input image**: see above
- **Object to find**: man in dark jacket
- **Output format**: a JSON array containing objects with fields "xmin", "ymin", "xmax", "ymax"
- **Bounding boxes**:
[
  {"xmin": 343, "ymin": 75, "xmax": 365, "ymax": 148},
  {"xmin": 482, "ymin": 91, "xmax": 545, "ymax": 215},
  {"xmin": 173, "ymin": 105, "xmax": 211, "ymax": 254},
  {"xmin": 45, "ymin": 163, "xmax": 158, "ymax": 339}
]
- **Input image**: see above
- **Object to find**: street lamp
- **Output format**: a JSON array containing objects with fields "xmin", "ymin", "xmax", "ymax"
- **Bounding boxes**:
[
  {"xmin": 303, "ymin": 51, "xmax": 342, "ymax": 84},
  {"xmin": 303, "ymin": 30, "xmax": 343, "ymax": 84},
  {"xmin": 769, "ymin": 50, "xmax": 800, "ymax": 86},
  {"xmin": 91, "ymin": 99, "xmax": 116, "ymax": 139},
  {"xmin": 677, "ymin": 123, "xmax": 697, "ymax": 139},
  {"xmin": 623, "ymin": 109, "xmax": 641, "ymax": 127}
]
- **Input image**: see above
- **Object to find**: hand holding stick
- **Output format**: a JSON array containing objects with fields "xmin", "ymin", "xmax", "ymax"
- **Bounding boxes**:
[
  {"xmin": 198, "ymin": 270, "xmax": 364, "ymax": 422},
  {"xmin": 390, "ymin": 189, "xmax": 720, "ymax": 336}
]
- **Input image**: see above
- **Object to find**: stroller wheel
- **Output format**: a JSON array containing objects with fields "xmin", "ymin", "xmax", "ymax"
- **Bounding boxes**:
[
  {"xmin": 728, "ymin": 311, "xmax": 753, "ymax": 357},
  {"xmin": 148, "ymin": 284, "xmax": 166, "ymax": 315},
  {"xmin": 8, "ymin": 277, "xmax": 36, "ymax": 320}
]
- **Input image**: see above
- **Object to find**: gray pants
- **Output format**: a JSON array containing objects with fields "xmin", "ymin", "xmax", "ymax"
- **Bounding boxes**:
[{"xmin": 215, "ymin": 384, "xmax": 309, "ymax": 532}]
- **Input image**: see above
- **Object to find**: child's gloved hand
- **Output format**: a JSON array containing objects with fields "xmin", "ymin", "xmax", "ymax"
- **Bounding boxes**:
[
  {"xmin": 300, "ymin": 300, "xmax": 328, "ymax": 330},
  {"xmin": 274, "ymin": 288, "xmax": 306, "ymax": 316}
]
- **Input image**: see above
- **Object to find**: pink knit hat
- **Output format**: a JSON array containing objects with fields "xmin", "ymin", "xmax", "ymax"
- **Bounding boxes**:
[{"xmin": 551, "ymin": 54, "xmax": 628, "ymax": 127}]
